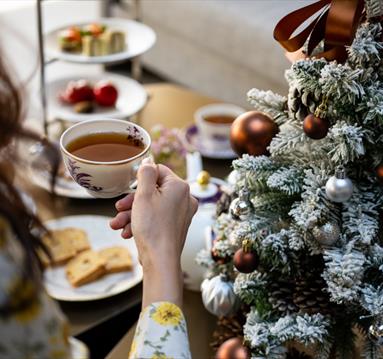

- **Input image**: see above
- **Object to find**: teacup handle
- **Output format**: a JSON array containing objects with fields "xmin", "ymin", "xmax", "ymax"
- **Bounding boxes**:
[{"xmin": 129, "ymin": 155, "xmax": 154, "ymax": 192}]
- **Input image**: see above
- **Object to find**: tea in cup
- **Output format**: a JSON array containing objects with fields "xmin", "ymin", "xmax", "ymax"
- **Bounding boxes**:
[
  {"xmin": 194, "ymin": 104, "xmax": 245, "ymax": 151},
  {"xmin": 60, "ymin": 119, "xmax": 151, "ymax": 198}
]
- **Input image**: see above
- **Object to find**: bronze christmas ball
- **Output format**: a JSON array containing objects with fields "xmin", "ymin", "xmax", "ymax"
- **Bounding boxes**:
[
  {"xmin": 303, "ymin": 114, "xmax": 329, "ymax": 139},
  {"xmin": 233, "ymin": 248, "xmax": 258, "ymax": 273},
  {"xmin": 230, "ymin": 111, "xmax": 278, "ymax": 156},
  {"xmin": 216, "ymin": 337, "xmax": 250, "ymax": 359},
  {"xmin": 376, "ymin": 163, "xmax": 383, "ymax": 185}
]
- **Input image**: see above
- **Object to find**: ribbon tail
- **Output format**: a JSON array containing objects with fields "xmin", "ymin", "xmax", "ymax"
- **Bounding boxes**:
[{"xmin": 273, "ymin": 0, "xmax": 331, "ymax": 52}]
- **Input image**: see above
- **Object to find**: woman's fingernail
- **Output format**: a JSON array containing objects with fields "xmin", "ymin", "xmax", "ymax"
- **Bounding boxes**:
[{"xmin": 142, "ymin": 157, "xmax": 153, "ymax": 165}]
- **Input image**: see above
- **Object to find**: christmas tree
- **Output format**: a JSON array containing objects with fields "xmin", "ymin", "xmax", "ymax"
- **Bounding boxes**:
[{"xmin": 198, "ymin": 1, "xmax": 383, "ymax": 358}]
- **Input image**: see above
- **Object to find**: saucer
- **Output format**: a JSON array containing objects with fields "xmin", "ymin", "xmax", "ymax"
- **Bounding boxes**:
[{"xmin": 184, "ymin": 125, "xmax": 237, "ymax": 159}]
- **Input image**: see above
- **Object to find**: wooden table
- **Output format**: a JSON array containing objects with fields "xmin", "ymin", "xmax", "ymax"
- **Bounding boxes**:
[{"xmin": 22, "ymin": 83, "xmax": 233, "ymax": 358}]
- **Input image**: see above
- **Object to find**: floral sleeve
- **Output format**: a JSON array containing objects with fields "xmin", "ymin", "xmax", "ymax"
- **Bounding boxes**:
[
  {"xmin": 129, "ymin": 302, "xmax": 191, "ymax": 359},
  {"xmin": 0, "ymin": 217, "xmax": 71, "ymax": 359}
]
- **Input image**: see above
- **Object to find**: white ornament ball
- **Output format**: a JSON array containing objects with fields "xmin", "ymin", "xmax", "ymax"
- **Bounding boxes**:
[
  {"xmin": 369, "ymin": 320, "xmax": 383, "ymax": 345},
  {"xmin": 201, "ymin": 275, "xmax": 237, "ymax": 316},
  {"xmin": 325, "ymin": 168, "xmax": 353, "ymax": 203},
  {"xmin": 313, "ymin": 223, "xmax": 340, "ymax": 246}
]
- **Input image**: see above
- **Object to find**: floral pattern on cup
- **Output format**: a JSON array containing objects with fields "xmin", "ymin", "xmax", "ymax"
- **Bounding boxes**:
[{"xmin": 67, "ymin": 158, "xmax": 103, "ymax": 192}]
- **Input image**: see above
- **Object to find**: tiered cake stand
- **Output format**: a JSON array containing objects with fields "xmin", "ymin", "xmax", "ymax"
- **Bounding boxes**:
[{"xmin": 36, "ymin": 0, "xmax": 156, "ymax": 135}]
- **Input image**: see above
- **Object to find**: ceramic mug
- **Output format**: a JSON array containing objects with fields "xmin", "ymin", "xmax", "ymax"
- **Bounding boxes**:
[
  {"xmin": 60, "ymin": 119, "xmax": 151, "ymax": 198},
  {"xmin": 194, "ymin": 103, "xmax": 245, "ymax": 151}
]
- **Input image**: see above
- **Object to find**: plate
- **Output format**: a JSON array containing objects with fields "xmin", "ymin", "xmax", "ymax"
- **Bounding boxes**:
[
  {"xmin": 184, "ymin": 125, "xmax": 237, "ymax": 159},
  {"xmin": 46, "ymin": 73, "xmax": 147, "ymax": 122},
  {"xmin": 28, "ymin": 145, "xmax": 93, "ymax": 199},
  {"xmin": 45, "ymin": 18, "xmax": 156, "ymax": 64},
  {"xmin": 43, "ymin": 215, "xmax": 143, "ymax": 301}
]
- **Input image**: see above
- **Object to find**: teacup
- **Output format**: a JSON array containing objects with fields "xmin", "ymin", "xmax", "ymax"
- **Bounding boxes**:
[
  {"xmin": 60, "ymin": 119, "xmax": 151, "ymax": 198},
  {"xmin": 194, "ymin": 104, "xmax": 245, "ymax": 151}
]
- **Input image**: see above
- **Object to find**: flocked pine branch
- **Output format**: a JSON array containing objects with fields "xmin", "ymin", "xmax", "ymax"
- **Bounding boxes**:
[
  {"xmin": 361, "ymin": 284, "xmax": 383, "ymax": 316},
  {"xmin": 326, "ymin": 122, "xmax": 368, "ymax": 164},
  {"xmin": 319, "ymin": 63, "xmax": 364, "ymax": 105},
  {"xmin": 323, "ymin": 247, "xmax": 366, "ymax": 303},
  {"xmin": 347, "ymin": 23, "xmax": 383, "ymax": 68},
  {"xmin": 247, "ymin": 88, "xmax": 288, "ymax": 125},
  {"xmin": 266, "ymin": 167, "xmax": 304, "ymax": 195},
  {"xmin": 342, "ymin": 186, "xmax": 380, "ymax": 246},
  {"xmin": 364, "ymin": 0, "xmax": 383, "ymax": 18}
]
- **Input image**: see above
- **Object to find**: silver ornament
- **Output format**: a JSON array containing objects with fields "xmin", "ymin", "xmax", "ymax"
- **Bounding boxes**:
[
  {"xmin": 325, "ymin": 167, "xmax": 353, "ymax": 203},
  {"xmin": 230, "ymin": 190, "xmax": 252, "ymax": 220},
  {"xmin": 369, "ymin": 320, "xmax": 383, "ymax": 344},
  {"xmin": 312, "ymin": 223, "xmax": 340, "ymax": 246},
  {"xmin": 201, "ymin": 275, "xmax": 237, "ymax": 316}
]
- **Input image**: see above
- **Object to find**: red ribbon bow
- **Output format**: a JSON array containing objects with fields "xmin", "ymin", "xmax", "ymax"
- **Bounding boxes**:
[{"xmin": 273, "ymin": 0, "xmax": 364, "ymax": 62}]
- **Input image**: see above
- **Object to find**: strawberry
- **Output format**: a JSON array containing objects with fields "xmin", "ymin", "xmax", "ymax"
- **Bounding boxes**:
[
  {"xmin": 60, "ymin": 80, "xmax": 94, "ymax": 104},
  {"xmin": 93, "ymin": 81, "xmax": 118, "ymax": 107}
]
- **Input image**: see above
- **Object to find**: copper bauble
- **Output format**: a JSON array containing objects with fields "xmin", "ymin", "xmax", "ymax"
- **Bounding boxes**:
[
  {"xmin": 233, "ymin": 248, "xmax": 258, "ymax": 273},
  {"xmin": 230, "ymin": 111, "xmax": 278, "ymax": 156},
  {"xmin": 303, "ymin": 114, "xmax": 329, "ymax": 139},
  {"xmin": 216, "ymin": 337, "xmax": 250, "ymax": 359},
  {"xmin": 376, "ymin": 164, "xmax": 383, "ymax": 185}
]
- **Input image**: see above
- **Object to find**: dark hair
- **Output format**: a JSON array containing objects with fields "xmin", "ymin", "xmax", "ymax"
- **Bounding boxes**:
[{"xmin": 0, "ymin": 54, "xmax": 58, "ymax": 285}]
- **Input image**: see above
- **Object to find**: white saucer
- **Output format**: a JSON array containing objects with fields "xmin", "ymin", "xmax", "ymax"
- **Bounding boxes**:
[{"xmin": 184, "ymin": 125, "xmax": 237, "ymax": 159}]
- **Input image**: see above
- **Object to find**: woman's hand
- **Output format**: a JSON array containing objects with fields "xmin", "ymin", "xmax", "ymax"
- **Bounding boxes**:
[{"xmin": 110, "ymin": 162, "xmax": 198, "ymax": 308}]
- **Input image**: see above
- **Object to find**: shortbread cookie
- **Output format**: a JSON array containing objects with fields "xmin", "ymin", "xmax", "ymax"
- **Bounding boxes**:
[
  {"xmin": 62, "ymin": 228, "xmax": 90, "ymax": 253},
  {"xmin": 99, "ymin": 247, "xmax": 133, "ymax": 274},
  {"xmin": 66, "ymin": 250, "xmax": 105, "ymax": 287},
  {"xmin": 41, "ymin": 232, "xmax": 77, "ymax": 266},
  {"xmin": 40, "ymin": 228, "xmax": 90, "ymax": 266}
]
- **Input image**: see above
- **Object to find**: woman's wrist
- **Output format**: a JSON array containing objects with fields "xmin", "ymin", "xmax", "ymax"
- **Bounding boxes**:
[{"xmin": 142, "ymin": 260, "xmax": 183, "ymax": 309}]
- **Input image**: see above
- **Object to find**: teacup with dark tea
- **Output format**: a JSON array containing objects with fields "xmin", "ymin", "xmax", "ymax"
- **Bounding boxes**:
[{"xmin": 60, "ymin": 119, "xmax": 151, "ymax": 198}]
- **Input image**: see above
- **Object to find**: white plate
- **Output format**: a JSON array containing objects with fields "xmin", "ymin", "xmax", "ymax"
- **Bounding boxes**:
[
  {"xmin": 45, "ymin": 18, "xmax": 156, "ymax": 64},
  {"xmin": 43, "ymin": 215, "xmax": 143, "ymax": 301},
  {"xmin": 29, "ymin": 166, "xmax": 93, "ymax": 199},
  {"xmin": 28, "ymin": 145, "xmax": 93, "ymax": 199},
  {"xmin": 47, "ymin": 73, "xmax": 147, "ymax": 122}
]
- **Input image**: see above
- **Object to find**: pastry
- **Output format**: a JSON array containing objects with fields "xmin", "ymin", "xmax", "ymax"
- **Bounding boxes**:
[
  {"xmin": 66, "ymin": 250, "xmax": 106, "ymax": 287},
  {"xmin": 59, "ymin": 26, "xmax": 82, "ymax": 52},
  {"xmin": 102, "ymin": 30, "xmax": 126, "ymax": 54},
  {"xmin": 99, "ymin": 246, "xmax": 133, "ymax": 274},
  {"xmin": 82, "ymin": 35, "xmax": 106, "ymax": 56}
]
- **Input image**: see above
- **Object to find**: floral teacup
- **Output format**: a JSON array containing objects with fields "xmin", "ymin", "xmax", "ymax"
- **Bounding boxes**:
[{"xmin": 60, "ymin": 119, "xmax": 151, "ymax": 198}]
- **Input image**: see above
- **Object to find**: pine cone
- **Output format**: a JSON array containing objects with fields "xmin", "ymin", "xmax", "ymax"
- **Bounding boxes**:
[
  {"xmin": 210, "ymin": 314, "xmax": 245, "ymax": 351},
  {"xmin": 288, "ymin": 87, "xmax": 318, "ymax": 121},
  {"xmin": 293, "ymin": 277, "xmax": 331, "ymax": 315},
  {"xmin": 268, "ymin": 281, "xmax": 299, "ymax": 315},
  {"xmin": 216, "ymin": 192, "xmax": 233, "ymax": 217}
]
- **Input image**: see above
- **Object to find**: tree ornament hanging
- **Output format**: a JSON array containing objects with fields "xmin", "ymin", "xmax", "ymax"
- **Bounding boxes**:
[
  {"xmin": 312, "ymin": 222, "xmax": 340, "ymax": 246},
  {"xmin": 233, "ymin": 239, "xmax": 258, "ymax": 273},
  {"xmin": 201, "ymin": 275, "xmax": 237, "ymax": 317},
  {"xmin": 215, "ymin": 337, "xmax": 250, "ymax": 359},
  {"xmin": 325, "ymin": 166, "xmax": 353, "ymax": 203},
  {"xmin": 230, "ymin": 190, "xmax": 252, "ymax": 221},
  {"xmin": 230, "ymin": 111, "xmax": 279, "ymax": 156},
  {"xmin": 303, "ymin": 97, "xmax": 330, "ymax": 140},
  {"xmin": 375, "ymin": 163, "xmax": 383, "ymax": 185},
  {"xmin": 369, "ymin": 319, "xmax": 383, "ymax": 345}
]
